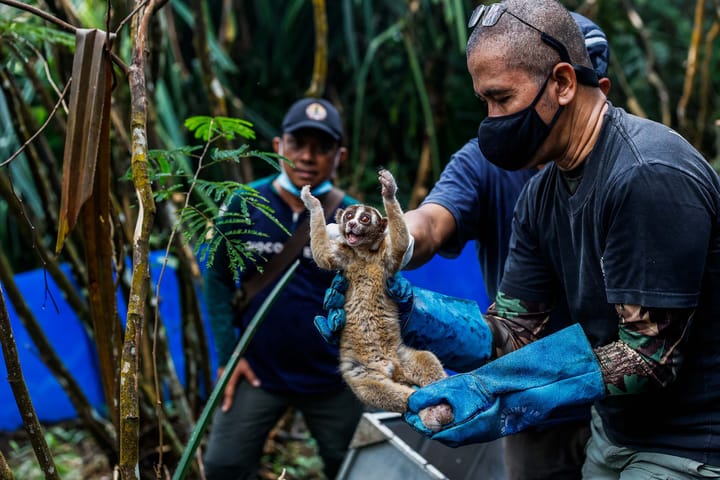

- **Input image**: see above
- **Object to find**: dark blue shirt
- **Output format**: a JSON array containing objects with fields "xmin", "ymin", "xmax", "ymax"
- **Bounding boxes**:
[
  {"xmin": 422, "ymin": 139, "xmax": 535, "ymax": 301},
  {"xmin": 501, "ymin": 105, "xmax": 720, "ymax": 464},
  {"xmin": 204, "ymin": 176, "xmax": 356, "ymax": 394}
]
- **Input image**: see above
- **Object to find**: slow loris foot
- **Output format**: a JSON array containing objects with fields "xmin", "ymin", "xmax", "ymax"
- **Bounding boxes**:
[{"xmin": 418, "ymin": 403, "xmax": 454, "ymax": 432}]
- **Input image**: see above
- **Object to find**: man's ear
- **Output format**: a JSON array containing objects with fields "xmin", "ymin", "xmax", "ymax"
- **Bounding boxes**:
[
  {"xmin": 335, "ymin": 146, "xmax": 348, "ymax": 169},
  {"xmin": 599, "ymin": 77, "xmax": 611, "ymax": 96},
  {"xmin": 552, "ymin": 63, "xmax": 577, "ymax": 106},
  {"xmin": 272, "ymin": 136, "xmax": 282, "ymax": 154}
]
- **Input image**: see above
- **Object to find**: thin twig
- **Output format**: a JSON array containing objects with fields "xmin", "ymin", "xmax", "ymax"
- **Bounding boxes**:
[
  {"xmin": 18, "ymin": 39, "xmax": 70, "ymax": 115},
  {"xmin": 0, "ymin": 0, "xmax": 77, "ymax": 33},
  {"xmin": 0, "ymin": 0, "xmax": 130, "ymax": 74},
  {"xmin": 115, "ymin": 0, "xmax": 152, "ymax": 37},
  {"xmin": 0, "ymin": 79, "xmax": 71, "ymax": 168}
]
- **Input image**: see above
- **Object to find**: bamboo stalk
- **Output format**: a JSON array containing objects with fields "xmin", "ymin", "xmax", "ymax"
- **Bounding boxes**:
[
  {"xmin": 402, "ymin": 30, "xmax": 440, "ymax": 181},
  {"xmin": 622, "ymin": 0, "xmax": 671, "ymax": 125},
  {"xmin": 677, "ymin": 0, "xmax": 704, "ymax": 136},
  {"xmin": 0, "ymin": 248, "xmax": 117, "ymax": 460},
  {"xmin": 305, "ymin": 0, "xmax": 328, "ymax": 97},
  {"xmin": 0, "ymin": 449, "xmax": 14, "ymax": 480},
  {"xmin": 119, "ymin": 0, "xmax": 161, "ymax": 477},
  {"xmin": 693, "ymin": 21, "xmax": 720, "ymax": 147},
  {"xmin": 0, "ymin": 286, "xmax": 60, "ymax": 480},
  {"xmin": 350, "ymin": 21, "xmax": 405, "ymax": 173}
]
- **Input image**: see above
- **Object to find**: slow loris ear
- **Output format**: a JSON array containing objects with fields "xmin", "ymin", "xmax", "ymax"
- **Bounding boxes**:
[
  {"xmin": 380, "ymin": 217, "xmax": 388, "ymax": 232},
  {"xmin": 335, "ymin": 208, "xmax": 345, "ymax": 224}
]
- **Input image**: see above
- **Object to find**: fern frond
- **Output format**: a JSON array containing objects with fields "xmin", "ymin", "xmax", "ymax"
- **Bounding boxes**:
[
  {"xmin": 184, "ymin": 115, "xmax": 255, "ymax": 142},
  {"xmin": 154, "ymin": 184, "xmax": 184, "ymax": 202},
  {"xmin": 248, "ymin": 150, "xmax": 286, "ymax": 172},
  {"xmin": 211, "ymin": 145, "xmax": 251, "ymax": 161},
  {"xmin": 209, "ymin": 148, "xmax": 283, "ymax": 170},
  {"xmin": 0, "ymin": 20, "xmax": 74, "ymax": 49}
]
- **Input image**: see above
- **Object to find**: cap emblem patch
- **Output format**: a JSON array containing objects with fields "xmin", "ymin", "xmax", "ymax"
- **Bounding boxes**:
[{"xmin": 305, "ymin": 102, "xmax": 328, "ymax": 121}]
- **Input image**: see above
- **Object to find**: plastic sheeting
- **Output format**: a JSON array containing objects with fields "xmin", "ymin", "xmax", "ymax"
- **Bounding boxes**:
[
  {"xmin": 0, "ymin": 252, "xmax": 217, "ymax": 431},
  {"xmin": 0, "ymin": 244, "xmax": 484, "ymax": 431}
]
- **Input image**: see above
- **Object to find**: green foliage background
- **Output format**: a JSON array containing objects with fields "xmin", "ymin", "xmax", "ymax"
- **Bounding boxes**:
[
  {"xmin": 1, "ymin": 0, "xmax": 720, "ymax": 476},
  {"xmin": 3, "ymin": 0, "xmax": 720, "ymax": 265}
]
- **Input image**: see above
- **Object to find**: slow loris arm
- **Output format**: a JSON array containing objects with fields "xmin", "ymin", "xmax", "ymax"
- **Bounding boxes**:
[
  {"xmin": 380, "ymin": 170, "xmax": 410, "ymax": 272},
  {"xmin": 301, "ymin": 187, "xmax": 348, "ymax": 270}
]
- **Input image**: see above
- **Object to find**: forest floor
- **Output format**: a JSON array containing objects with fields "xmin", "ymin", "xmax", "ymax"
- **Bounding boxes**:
[{"xmin": 1, "ymin": 410, "xmax": 325, "ymax": 479}]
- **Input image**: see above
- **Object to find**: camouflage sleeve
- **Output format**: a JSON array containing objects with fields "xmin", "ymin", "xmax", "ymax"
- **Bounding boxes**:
[
  {"xmin": 483, "ymin": 290, "xmax": 553, "ymax": 358},
  {"xmin": 593, "ymin": 305, "xmax": 694, "ymax": 395}
]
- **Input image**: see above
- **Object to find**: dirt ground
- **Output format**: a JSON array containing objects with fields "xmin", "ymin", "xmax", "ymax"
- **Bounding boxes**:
[{"xmin": 1, "ymin": 411, "xmax": 324, "ymax": 480}]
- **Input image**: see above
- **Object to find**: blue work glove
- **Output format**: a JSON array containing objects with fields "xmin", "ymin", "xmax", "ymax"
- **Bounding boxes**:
[
  {"xmin": 313, "ymin": 274, "xmax": 348, "ymax": 345},
  {"xmin": 404, "ymin": 323, "xmax": 605, "ymax": 447},
  {"xmin": 314, "ymin": 272, "xmax": 493, "ymax": 372}
]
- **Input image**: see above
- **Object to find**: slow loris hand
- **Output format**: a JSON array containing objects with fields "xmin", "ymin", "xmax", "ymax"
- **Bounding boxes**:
[
  {"xmin": 378, "ymin": 169, "xmax": 397, "ymax": 199},
  {"xmin": 300, "ymin": 185, "xmax": 321, "ymax": 210}
]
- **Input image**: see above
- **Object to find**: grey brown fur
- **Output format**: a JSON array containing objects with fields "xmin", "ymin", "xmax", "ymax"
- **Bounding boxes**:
[{"xmin": 300, "ymin": 169, "xmax": 453, "ymax": 431}]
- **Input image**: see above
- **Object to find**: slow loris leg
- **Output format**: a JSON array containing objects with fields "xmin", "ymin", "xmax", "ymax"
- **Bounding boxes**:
[
  {"xmin": 397, "ymin": 345, "xmax": 447, "ymax": 386},
  {"xmin": 396, "ymin": 345, "xmax": 453, "ymax": 431},
  {"xmin": 341, "ymin": 358, "xmax": 417, "ymax": 413}
]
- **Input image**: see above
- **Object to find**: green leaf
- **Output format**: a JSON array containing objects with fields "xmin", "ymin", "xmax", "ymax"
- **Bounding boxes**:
[{"xmin": 184, "ymin": 115, "xmax": 256, "ymax": 142}]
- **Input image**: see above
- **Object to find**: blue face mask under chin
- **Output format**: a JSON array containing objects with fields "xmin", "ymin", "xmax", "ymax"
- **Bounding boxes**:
[{"xmin": 276, "ymin": 169, "xmax": 333, "ymax": 197}]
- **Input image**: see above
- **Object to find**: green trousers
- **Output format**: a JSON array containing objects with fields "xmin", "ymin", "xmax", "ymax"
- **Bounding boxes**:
[{"xmin": 583, "ymin": 407, "xmax": 720, "ymax": 479}]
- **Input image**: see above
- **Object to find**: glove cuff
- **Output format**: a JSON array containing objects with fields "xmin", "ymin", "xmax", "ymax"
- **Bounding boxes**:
[{"xmin": 402, "ymin": 287, "xmax": 492, "ymax": 372}]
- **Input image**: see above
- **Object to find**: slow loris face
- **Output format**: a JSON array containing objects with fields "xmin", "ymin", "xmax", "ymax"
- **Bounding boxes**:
[{"xmin": 336, "ymin": 204, "xmax": 388, "ymax": 249}]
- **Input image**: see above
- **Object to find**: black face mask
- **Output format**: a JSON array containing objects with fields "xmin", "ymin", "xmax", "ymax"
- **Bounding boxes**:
[{"xmin": 477, "ymin": 73, "xmax": 564, "ymax": 171}]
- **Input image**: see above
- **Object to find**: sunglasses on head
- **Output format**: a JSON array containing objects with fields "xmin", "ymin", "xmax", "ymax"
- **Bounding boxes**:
[{"xmin": 468, "ymin": 3, "xmax": 599, "ymax": 87}]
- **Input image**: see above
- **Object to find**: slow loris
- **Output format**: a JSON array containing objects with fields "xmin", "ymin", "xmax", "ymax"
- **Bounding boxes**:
[{"xmin": 300, "ymin": 169, "xmax": 453, "ymax": 431}]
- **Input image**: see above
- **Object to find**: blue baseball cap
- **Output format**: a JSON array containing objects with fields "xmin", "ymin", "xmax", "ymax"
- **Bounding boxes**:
[
  {"xmin": 281, "ymin": 98, "xmax": 343, "ymax": 142},
  {"xmin": 571, "ymin": 12, "xmax": 610, "ymax": 79}
]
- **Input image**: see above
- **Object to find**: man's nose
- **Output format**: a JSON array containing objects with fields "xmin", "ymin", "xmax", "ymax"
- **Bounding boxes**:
[{"xmin": 296, "ymin": 143, "xmax": 319, "ymax": 161}]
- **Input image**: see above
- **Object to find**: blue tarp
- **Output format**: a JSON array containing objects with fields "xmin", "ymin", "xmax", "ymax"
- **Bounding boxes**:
[
  {"xmin": 0, "ymin": 243, "xmax": 486, "ymax": 431},
  {"xmin": 0, "ymin": 252, "xmax": 218, "ymax": 431},
  {"xmin": 402, "ymin": 241, "xmax": 490, "ymax": 311}
]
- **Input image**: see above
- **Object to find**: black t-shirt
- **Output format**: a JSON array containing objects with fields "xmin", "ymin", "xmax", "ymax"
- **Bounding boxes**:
[{"xmin": 500, "ymin": 105, "xmax": 720, "ymax": 464}]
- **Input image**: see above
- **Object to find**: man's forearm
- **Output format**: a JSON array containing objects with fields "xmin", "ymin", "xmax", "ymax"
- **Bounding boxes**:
[
  {"xmin": 483, "ymin": 291, "xmax": 553, "ymax": 358},
  {"xmin": 594, "ymin": 304, "xmax": 694, "ymax": 395},
  {"xmin": 403, "ymin": 204, "xmax": 455, "ymax": 270}
]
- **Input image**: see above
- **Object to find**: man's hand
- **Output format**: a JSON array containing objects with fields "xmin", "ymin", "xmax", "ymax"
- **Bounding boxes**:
[
  {"xmin": 313, "ymin": 273, "xmax": 349, "ymax": 344},
  {"xmin": 314, "ymin": 272, "xmax": 493, "ymax": 372},
  {"xmin": 313, "ymin": 273, "xmax": 411, "ymax": 343},
  {"xmin": 217, "ymin": 358, "xmax": 260, "ymax": 412},
  {"xmin": 403, "ymin": 324, "xmax": 605, "ymax": 446}
]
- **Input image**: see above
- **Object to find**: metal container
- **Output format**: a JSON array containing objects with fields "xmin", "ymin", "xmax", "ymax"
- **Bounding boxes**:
[{"xmin": 337, "ymin": 412, "xmax": 506, "ymax": 480}]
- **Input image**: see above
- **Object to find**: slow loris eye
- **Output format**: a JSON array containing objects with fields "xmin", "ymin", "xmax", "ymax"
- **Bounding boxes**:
[
  {"xmin": 359, "ymin": 214, "xmax": 370, "ymax": 224},
  {"xmin": 345, "ymin": 212, "xmax": 354, "ymax": 220}
]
